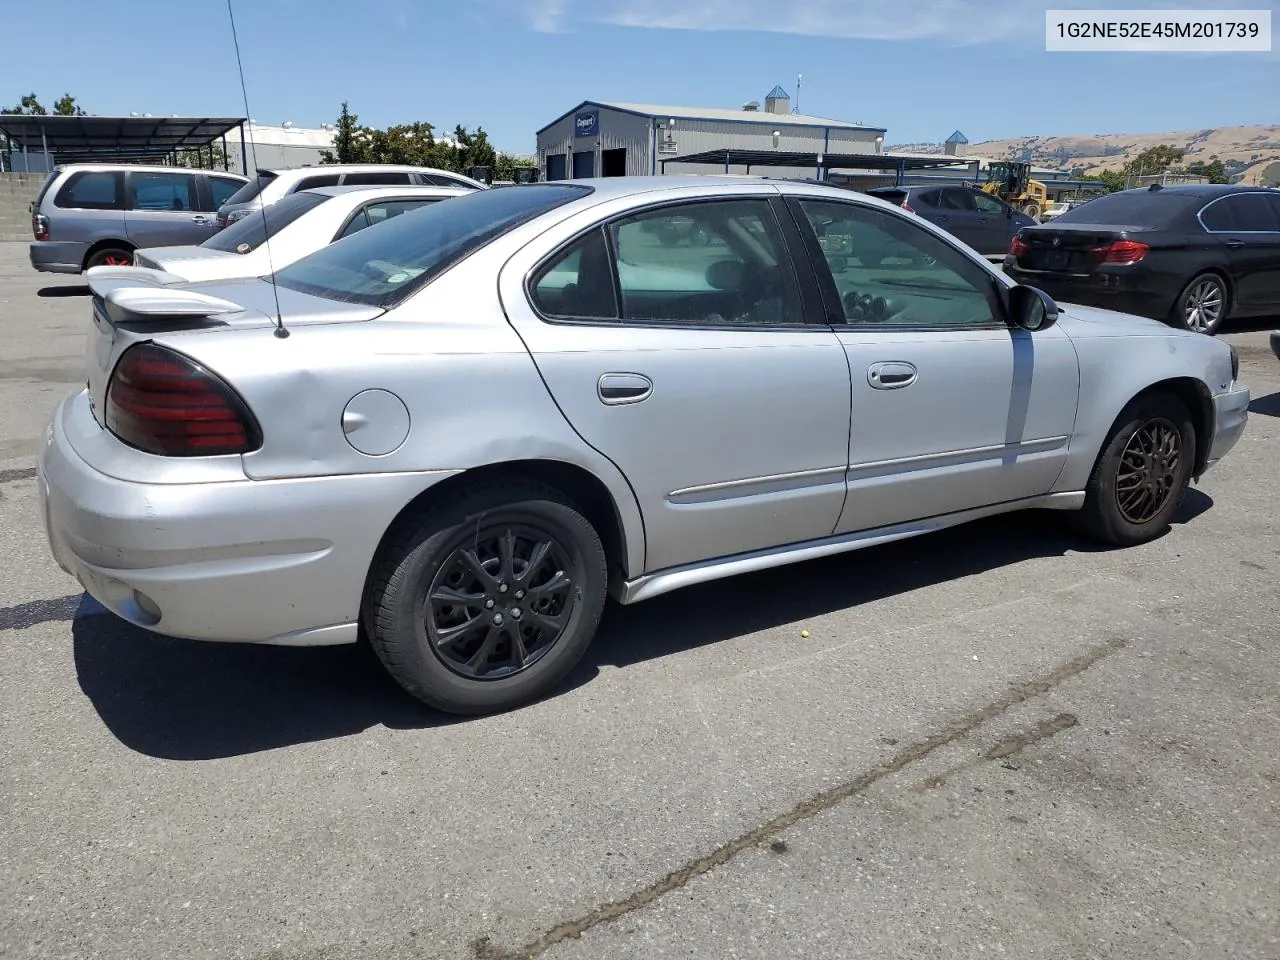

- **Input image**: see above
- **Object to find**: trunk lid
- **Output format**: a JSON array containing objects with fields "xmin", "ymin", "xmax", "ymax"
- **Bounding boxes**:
[
  {"xmin": 83, "ymin": 267, "xmax": 383, "ymax": 428},
  {"xmin": 1014, "ymin": 223, "xmax": 1126, "ymax": 274}
]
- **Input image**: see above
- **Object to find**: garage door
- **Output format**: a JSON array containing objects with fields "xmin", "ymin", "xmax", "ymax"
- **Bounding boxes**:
[
  {"xmin": 572, "ymin": 151, "xmax": 595, "ymax": 179},
  {"xmin": 545, "ymin": 154, "xmax": 567, "ymax": 181}
]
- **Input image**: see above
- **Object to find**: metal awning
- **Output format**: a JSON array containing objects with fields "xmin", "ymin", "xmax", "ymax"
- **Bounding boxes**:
[
  {"xmin": 0, "ymin": 115, "xmax": 246, "ymax": 166},
  {"xmin": 662, "ymin": 149, "xmax": 978, "ymax": 185}
]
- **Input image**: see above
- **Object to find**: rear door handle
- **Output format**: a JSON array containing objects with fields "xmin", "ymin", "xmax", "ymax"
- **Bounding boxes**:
[
  {"xmin": 192, "ymin": 215, "xmax": 211, "ymax": 224},
  {"xmin": 1224, "ymin": 238, "xmax": 1244, "ymax": 249},
  {"xmin": 868, "ymin": 361, "xmax": 917, "ymax": 389},
  {"xmin": 598, "ymin": 373, "xmax": 652, "ymax": 405}
]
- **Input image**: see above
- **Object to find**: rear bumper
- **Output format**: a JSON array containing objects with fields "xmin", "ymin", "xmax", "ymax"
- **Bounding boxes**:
[
  {"xmin": 30, "ymin": 241, "xmax": 88, "ymax": 274},
  {"xmin": 1004, "ymin": 261, "xmax": 1175, "ymax": 321},
  {"xmin": 38, "ymin": 391, "xmax": 458, "ymax": 646},
  {"xmin": 1202, "ymin": 383, "xmax": 1250, "ymax": 475}
]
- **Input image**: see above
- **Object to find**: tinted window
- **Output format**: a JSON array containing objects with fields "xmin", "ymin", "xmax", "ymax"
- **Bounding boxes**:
[
  {"xmin": 343, "ymin": 170, "xmax": 412, "ymax": 186},
  {"xmin": 336, "ymin": 199, "xmax": 439, "ymax": 240},
  {"xmin": 607, "ymin": 200, "xmax": 804, "ymax": 326},
  {"xmin": 129, "ymin": 172, "xmax": 197, "ymax": 211},
  {"xmin": 423, "ymin": 173, "xmax": 475, "ymax": 189},
  {"xmin": 936, "ymin": 189, "xmax": 975, "ymax": 211},
  {"xmin": 55, "ymin": 171, "xmax": 120, "ymax": 210},
  {"xmin": 201, "ymin": 190, "xmax": 329, "ymax": 253},
  {"xmin": 1055, "ymin": 190, "xmax": 1197, "ymax": 228},
  {"xmin": 916, "ymin": 190, "xmax": 942, "ymax": 207},
  {"xmin": 798, "ymin": 199, "xmax": 1000, "ymax": 327},
  {"xmin": 221, "ymin": 171, "xmax": 276, "ymax": 207},
  {"xmin": 1201, "ymin": 194, "xmax": 1280, "ymax": 232},
  {"xmin": 208, "ymin": 176, "xmax": 245, "ymax": 208},
  {"xmin": 294, "ymin": 173, "xmax": 342, "ymax": 191},
  {"xmin": 973, "ymin": 192, "xmax": 1006, "ymax": 215},
  {"xmin": 531, "ymin": 229, "xmax": 618, "ymax": 320},
  {"xmin": 274, "ymin": 184, "xmax": 591, "ymax": 307}
]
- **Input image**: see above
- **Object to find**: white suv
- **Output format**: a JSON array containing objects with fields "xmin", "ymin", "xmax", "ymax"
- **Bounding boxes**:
[{"xmin": 214, "ymin": 163, "xmax": 486, "ymax": 228}]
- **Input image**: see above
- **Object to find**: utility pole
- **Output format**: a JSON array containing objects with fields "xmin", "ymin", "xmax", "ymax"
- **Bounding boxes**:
[{"xmin": 794, "ymin": 74, "xmax": 802, "ymax": 114}]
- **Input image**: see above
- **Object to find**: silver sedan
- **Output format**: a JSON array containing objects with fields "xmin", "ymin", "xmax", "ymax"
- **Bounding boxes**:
[{"xmin": 39, "ymin": 176, "xmax": 1251, "ymax": 714}]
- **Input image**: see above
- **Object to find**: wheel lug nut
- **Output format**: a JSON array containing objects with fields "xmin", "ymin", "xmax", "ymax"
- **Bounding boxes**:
[
  {"xmin": 492, "ymin": 613, "xmax": 504, "ymax": 626},
  {"xmin": 515, "ymin": 590, "xmax": 525, "ymax": 599},
  {"xmin": 511, "ymin": 607, "xmax": 522, "ymax": 620},
  {"xmin": 485, "ymin": 599, "xmax": 495, "ymax": 609},
  {"xmin": 499, "ymin": 583, "xmax": 508, "ymax": 593}
]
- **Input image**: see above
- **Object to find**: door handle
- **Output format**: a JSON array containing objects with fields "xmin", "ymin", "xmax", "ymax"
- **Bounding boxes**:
[
  {"xmin": 1224, "ymin": 239, "xmax": 1244, "ymax": 249},
  {"xmin": 868, "ymin": 361, "xmax": 917, "ymax": 390},
  {"xmin": 191, "ymin": 215, "xmax": 211, "ymax": 224},
  {"xmin": 598, "ymin": 373, "xmax": 652, "ymax": 405}
]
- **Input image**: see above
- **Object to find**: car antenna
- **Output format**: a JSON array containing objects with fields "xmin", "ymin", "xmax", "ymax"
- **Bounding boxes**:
[{"xmin": 226, "ymin": 0, "xmax": 288, "ymax": 339}]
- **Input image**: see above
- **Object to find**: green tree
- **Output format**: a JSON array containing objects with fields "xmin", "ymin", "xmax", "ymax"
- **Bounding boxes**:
[
  {"xmin": 52, "ymin": 94, "xmax": 86, "ymax": 116},
  {"xmin": 321, "ymin": 101, "xmax": 362, "ymax": 164},
  {"xmin": 2, "ymin": 92, "xmax": 47, "ymax": 115},
  {"xmin": 1082, "ymin": 170, "xmax": 1126, "ymax": 192},
  {"xmin": 1124, "ymin": 144, "xmax": 1186, "ymax": 176},
  {"xmin": 175, "ymin": 145, "xmax": 230, "ymax": 169},
  {"xmin": 1186, "ymin": 159, "xmax": 1229, "ymax": 183}
]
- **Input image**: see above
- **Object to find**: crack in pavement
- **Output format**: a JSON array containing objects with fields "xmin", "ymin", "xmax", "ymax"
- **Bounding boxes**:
[{"xmin": 471, "ymin": 638, "xmax": 1127, "ymax": 960}]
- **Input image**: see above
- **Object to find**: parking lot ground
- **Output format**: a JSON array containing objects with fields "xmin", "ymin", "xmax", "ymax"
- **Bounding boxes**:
[{"xmin": 1, "ymin": 240, "xmax": 1278, "ymax": 960}]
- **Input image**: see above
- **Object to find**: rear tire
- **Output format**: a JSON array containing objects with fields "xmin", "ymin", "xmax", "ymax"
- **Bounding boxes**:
[
  {"xmin": 1021, "ymin": 202, "xmax": 1042, "ymax": 219},
  {"xmin": 363, "ymin": 481, "xmax": 608, "ymax": 715},
  {"xmin": 1076, "ymin": 392, "xmax": 1196, "ymax": 547},
  {"xmin": 1170, "ymin": 272, "xmax": 1228, "ymax": 335},
  {"xmin": 84, "ymin": 246, "xmax": 134, "ymax": 270}
]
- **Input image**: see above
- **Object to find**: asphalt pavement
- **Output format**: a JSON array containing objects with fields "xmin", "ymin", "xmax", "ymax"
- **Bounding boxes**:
[{"xmin": 1, "ymin": 241, "xmax": 1277, "ymax": 960}]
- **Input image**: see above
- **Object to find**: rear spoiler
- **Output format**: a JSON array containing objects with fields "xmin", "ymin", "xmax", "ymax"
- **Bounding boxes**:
[{"xmin": 87, "ymin": 266, "xmax": 247, "ymax": 326}]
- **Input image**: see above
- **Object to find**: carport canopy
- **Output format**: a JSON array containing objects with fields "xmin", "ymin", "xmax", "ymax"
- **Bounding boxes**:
[
  {"xmin": 0, "ymin": 114, "xmax": 246, "ymax": 168},
  {"xmin": 663, "ymin": 148, "xmax": 975, "ymax": 184}
]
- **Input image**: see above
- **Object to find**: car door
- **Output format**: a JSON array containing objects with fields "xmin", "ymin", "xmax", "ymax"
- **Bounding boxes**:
[
  {"xmin": 787, "ymin": 195, "xmax": 1081, "ymax": 534},
  {"xmin": 1199, "ymin": 193, "xmax": 1280, "ymax": 313},
  {"xmin": 927, "ymin": 187, "xmax": 985, "ymax": 250},
  {"xmin": 499, "ymin": 190, "xmax": 853, "ymax": 574},
  {"xmin": 124, "ymin": 170, "xmax": 211, "ymax": 248},
  {"xmin": 971, "ymin": 190, "xmax": 1020, "ymax": 254}
]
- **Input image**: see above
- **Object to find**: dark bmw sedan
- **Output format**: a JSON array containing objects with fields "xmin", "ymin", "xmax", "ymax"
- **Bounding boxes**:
[{"xmin": 1004, "ymin": 184, "xmax": 1280, "ymax": 335}]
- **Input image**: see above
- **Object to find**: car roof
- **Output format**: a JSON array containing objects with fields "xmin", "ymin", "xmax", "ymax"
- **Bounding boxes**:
[
  {"xmin": 53, "ymin": 163, "xmax": 246, "ymax": 177},
  {"xmin": 300, "ymin": 184, "xmax": 471, "ymax": 199},
  {"xmin": 1114, "ymin": 183, "xmax": 1270, "ymax": 199}
]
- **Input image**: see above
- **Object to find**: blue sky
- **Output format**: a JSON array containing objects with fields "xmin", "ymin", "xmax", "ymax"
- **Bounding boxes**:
[{"xmin": 2, "ymin": 0, "xmax": 1275, "ymax": 153}]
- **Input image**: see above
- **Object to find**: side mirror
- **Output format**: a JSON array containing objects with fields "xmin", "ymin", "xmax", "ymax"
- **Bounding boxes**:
[{"xmin": 1008, "ymin": 284, "xmax": 1058, "ymax": 331}]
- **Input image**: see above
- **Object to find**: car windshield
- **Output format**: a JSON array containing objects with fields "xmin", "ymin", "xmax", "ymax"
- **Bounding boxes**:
[
  {"xmin": 1053, "ymin": 191, "xmax": 1198, "ymax": 228},
  {"xmin": 274, "ymin": 184, "xmax": 592, "ymax": 307},
  {"xmin": 201, "ymin": 191, "xmax": 330, "ymax": 253},
  {"xmin": 220, "ymin": 171, "xmax": 277, "ymax": 207}
]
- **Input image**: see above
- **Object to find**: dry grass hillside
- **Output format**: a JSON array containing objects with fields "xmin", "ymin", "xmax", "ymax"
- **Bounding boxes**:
[{"xmin": 891, "ymin": 124, "xmax": 1280, "ymax": 185}]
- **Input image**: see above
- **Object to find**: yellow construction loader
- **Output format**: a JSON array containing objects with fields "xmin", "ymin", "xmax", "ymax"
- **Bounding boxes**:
[{"xmin": 981, "ymin": 161, "xmax": 1051, "ymax": 219}]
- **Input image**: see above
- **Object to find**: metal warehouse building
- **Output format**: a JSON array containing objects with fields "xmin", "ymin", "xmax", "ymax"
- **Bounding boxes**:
[{"xmin": 536, "ymin": 86, "xmax": 885, "ymax": 182}]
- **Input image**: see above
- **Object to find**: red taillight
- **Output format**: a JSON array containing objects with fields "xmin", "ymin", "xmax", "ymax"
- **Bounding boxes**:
[
  {"xmin": 32, "ymin": 214, "xmax": 49, "ymax": 241},
  {"xmin": 1089, "ymin": 239, "xmax": 1149, "ymax": 265},
  {"xmin": 105, "ymin": 343, "xmax": 260, "ymax": 457},
  {"xmin": 1009, "ymin": 235, "xmax": 1029, "ymax": 258}
]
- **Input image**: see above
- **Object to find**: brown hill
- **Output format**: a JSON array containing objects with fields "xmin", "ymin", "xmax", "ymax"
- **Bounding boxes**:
[{"xmin": 890, "ymin": 124, "xmax": 1280, "ymax": 185}]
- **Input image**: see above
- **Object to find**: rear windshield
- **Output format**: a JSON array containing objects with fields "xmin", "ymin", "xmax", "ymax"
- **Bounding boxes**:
[
  {"xmin": 274, "ymin": 184, "xmax": 592, "ymax": 308},
  {"xmin": 1053, "ymin": 191, "xmax": 1198, "ymax": 228},
  {"xmin": 202, "ymin": 190, "xmax": 329, "ymax": 253},
  {"xmin": 220, "ymin": 171, "xmax": 277, "ymax": 208}
]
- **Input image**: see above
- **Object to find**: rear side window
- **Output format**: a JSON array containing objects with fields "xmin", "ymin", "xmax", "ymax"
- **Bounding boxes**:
[
  {"xmin": 54, "ymin": 171, "xmax": 122, "ymax": 210},
  {"xmin": 343, "ymin": 171, "xmax": 412, "ymax": 186},
  {"xmin": 129, "ymin": 172, "xmax": 198, "ymax": 211},
  {"xmin": 221, "ymin": 171, "xmax": 276, "ymax": 207},
  {"xmin": 274, "ymin": 184, "xmax": 591, "ymax": 307},
  {"xmin": 1200, "ymin": 194, "xmax": 1280, "ymax": 232},
  {"xmin": 936, "ymin": 189, "xmax": 975, "ymax": 211},
  {"xmin": 294, "ymin": 173, "xmax": 342, "ymax": 191},
  {"xmin": 422, "ymin": 173, "xmax": 478, "ymax": 189},
  {"xmin": 1055, "ymin": 190, "xmax": 1196, "ymax": 228}
]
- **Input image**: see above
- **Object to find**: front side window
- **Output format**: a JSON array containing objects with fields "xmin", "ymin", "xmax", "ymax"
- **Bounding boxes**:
[
  {"xmin": 129, "ymin": 172, "xmax": 197, "ymax": 212},
  {"xmin": 274, "ymin": 184, "xmax": 591, "ymax": 307},
  {"xmin": 797, "ymin": 199, "xmax": 1002, "ymax": 327},
  {"xmin": 294, "ymin": 173, "xmax": 342, "ymax": 191},
  {"xmin": 973, "ymin": 192, "xmax": 1006, "ymax": 215},
  {"xmin": 936, "ymin": 188, "xmax": 976, "ymax": 211},
  {"xmin": 606, "ymin": 200, "xmax": 804, "ymax": 326},
  {"xmin": 55, "ymin": 171, "xmax": 120, "ymax": 210}
]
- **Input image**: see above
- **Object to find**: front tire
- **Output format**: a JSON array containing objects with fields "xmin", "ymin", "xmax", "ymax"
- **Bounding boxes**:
[
  {"xmin": 364, "ymin": 482, "xmax": 607, "ymax": 715},
  {"xmin": 1171, "ymin": 272, "xmax": 1228, "ymax": 335},
  {"xmin": 1077, "ymin": 392, "xmax": 1196, "ymax": 547}
]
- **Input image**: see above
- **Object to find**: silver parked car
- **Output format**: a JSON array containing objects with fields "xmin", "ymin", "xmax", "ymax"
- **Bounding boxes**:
[
  {"xmin": 134, "ymin": 185, "xmax": 469, "ymax": 283},
  {"xmin": 214, "ymin": 163, "xmax": 486, "ymax": 229},
  {"xmin": 40, "ymin": 177, "xmax": 1250, "ymax": 715},
  {"xmin": 28, "ymin": 164, "xmax": 248, "ymax": 273}
]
